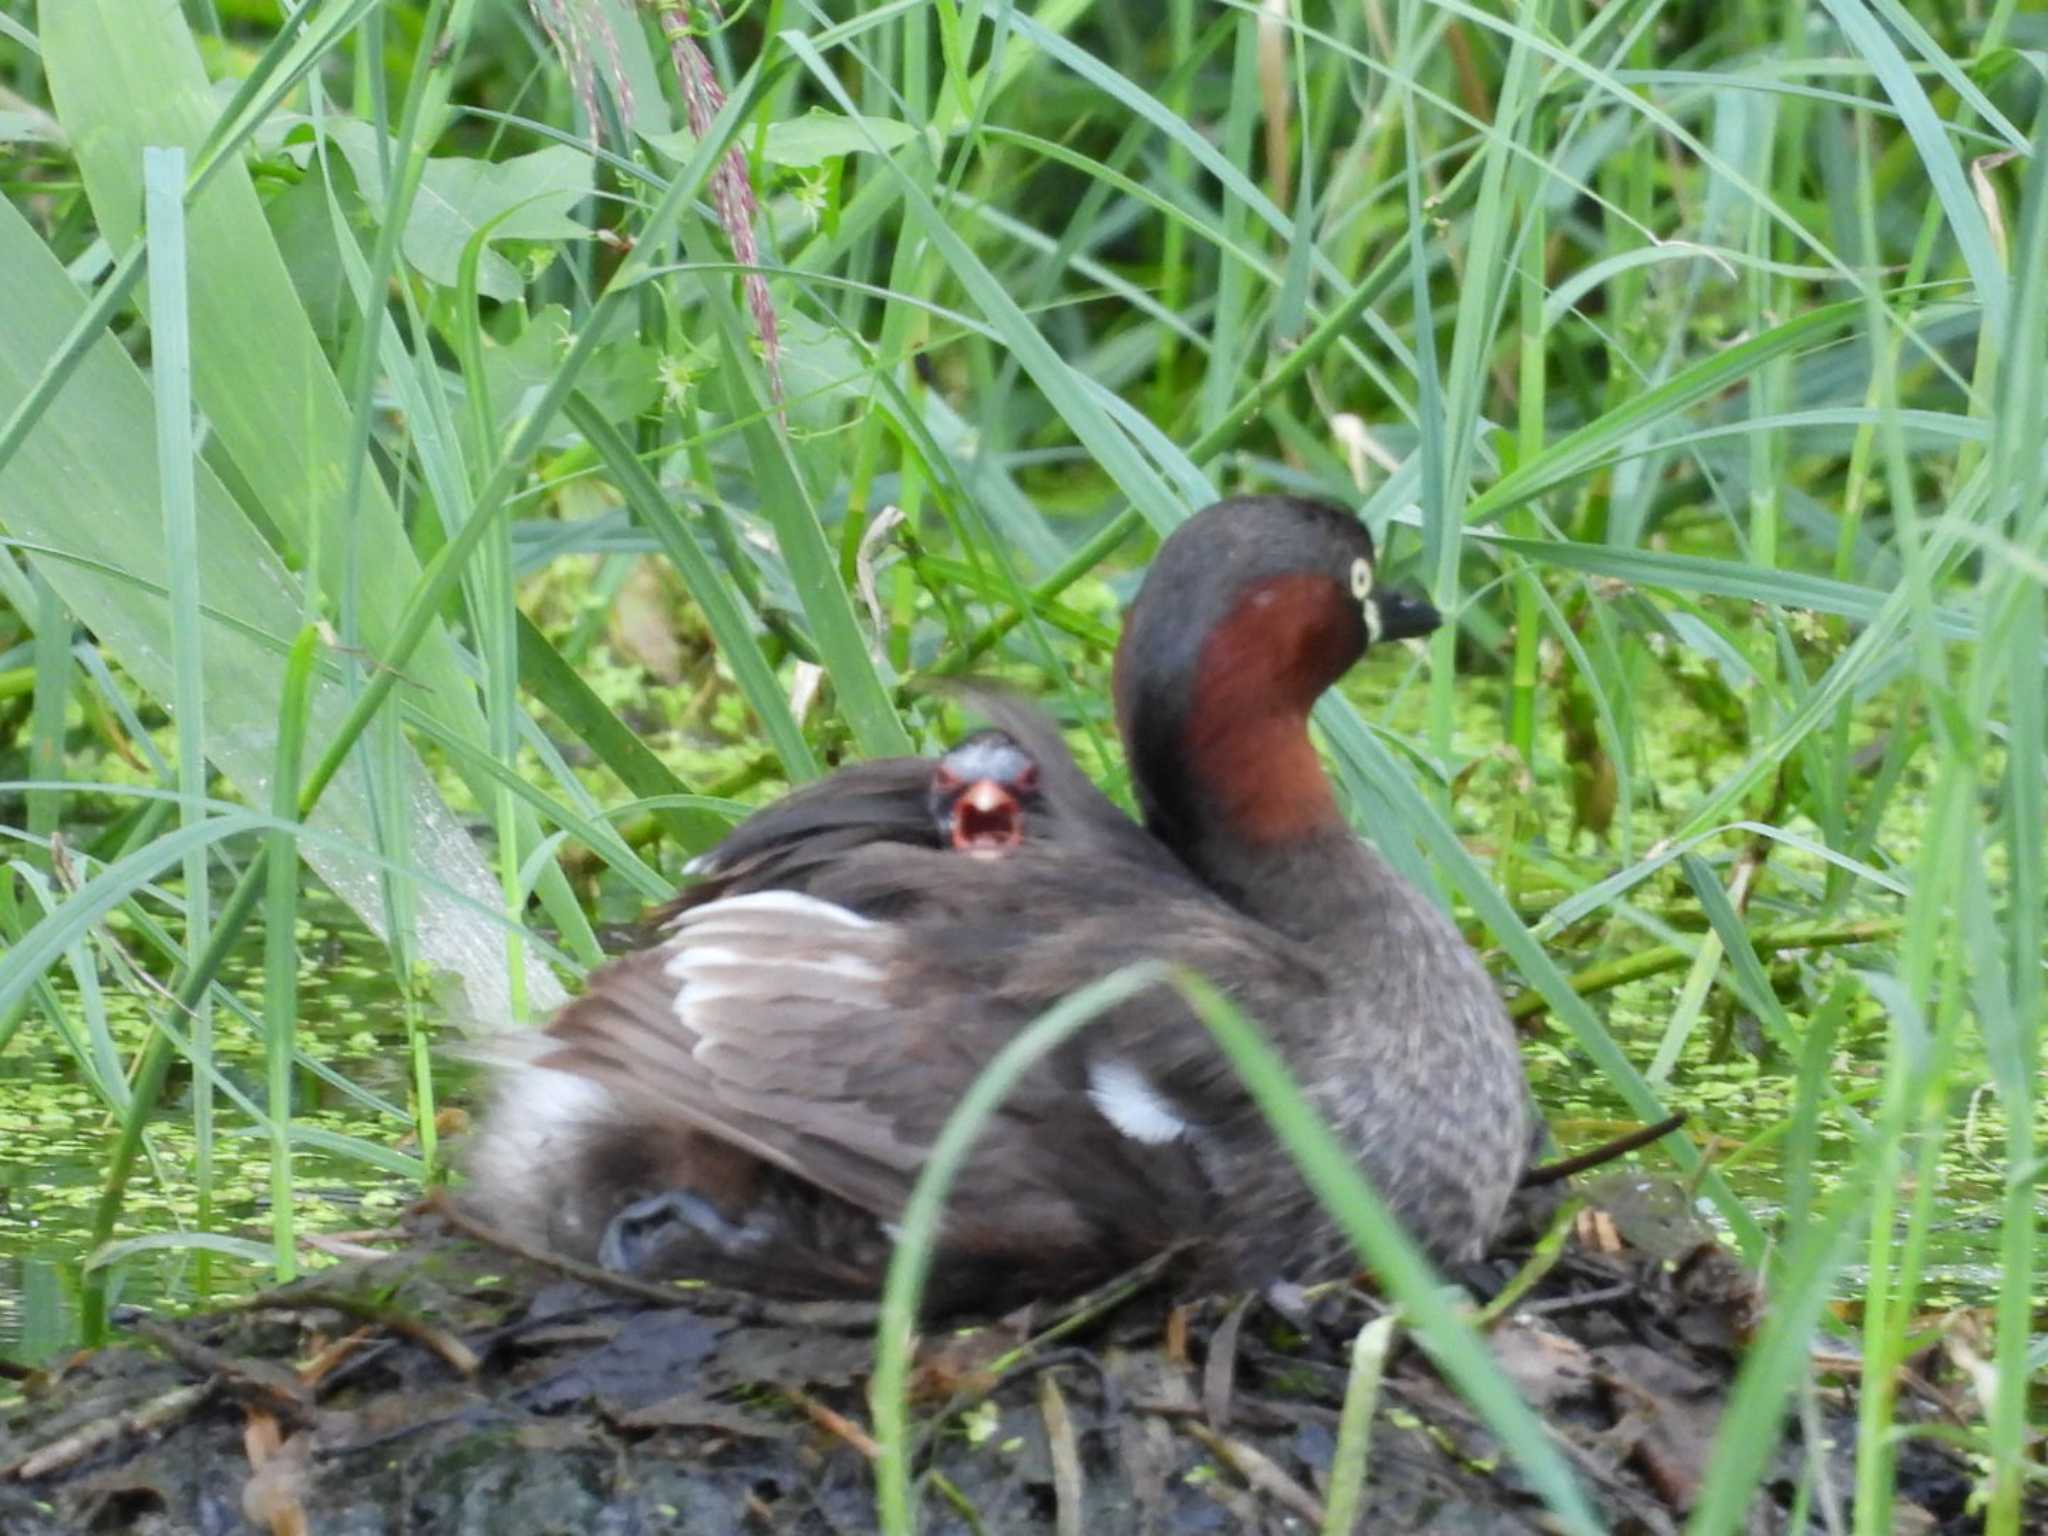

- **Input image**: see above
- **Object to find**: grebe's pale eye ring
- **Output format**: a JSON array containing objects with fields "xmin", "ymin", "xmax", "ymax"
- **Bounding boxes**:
[{"xmin": 1350, "ymin": 556, "xmax": 1375, "ymax": 601}]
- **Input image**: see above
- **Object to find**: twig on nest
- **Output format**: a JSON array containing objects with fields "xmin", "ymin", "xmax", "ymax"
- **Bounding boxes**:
[
  {"xmin": 8, "ymin": 1380, "xmax": 214, "ymax": 1482},
  {"xmin": 295, "ymin": 1231, "xmax": 397, "ymax": 1262},
  {"xmin": 908, "ymin": 1244, "xmax": 1189, "ymax": 1461},
  {"xmin": 1182, "ymin": 1419, "xmax": 1327, "ymax": 1526},
  {"xmin": 786, "ymin": 1386, "xmax": 881, "ymax": 1459},
  {"xmin": 1203, "ymin": 1294, "xmax": 1254, "ymax": 1432},
  {"xmin": 1165, "ymin": 1303, "xmax": 1192, "ymax": 1366},
  {"xmin": 293, "ymin": 1328, "xmax": 378, "ymax": 1394},
  {"xmin": 1521, "ymin": 1112, "xmax": 1689, "ymax": 1187},
  {"xmin": 228, "ymin": 1289, "xmax": 482, "ymax": 1379},
  {"xmin": 994, "ymin": 1239, "xmax": 1197, "ymax": 1372},
  {"xmin": 1038, "ymin": 1371, "xmax": 1086, "ymax": 1536},
  {"xmin": 121, "ymin": 1317, "xmax": 313, "ymax": 1420},
  {"xmin": 1521, "ymin": 1281, "xmax": 1636, "ymax": 1318}
]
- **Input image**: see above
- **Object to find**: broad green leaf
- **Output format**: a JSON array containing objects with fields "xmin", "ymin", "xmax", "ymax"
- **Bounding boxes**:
[
  {"xmin": 643, "ymin": 108, "xmax": 920, "ymax": 170},
  {"xmin": 763, "ymin": 108, "xmax": 920, "ymax": 165},
  {"xmin": 313, "ymin": 121, "xmax": 593, "ymax": 298},
  {"xmin": 483, "ymin": 304, "xmax": 661, "ymax": 435},
  {"xmin": 0, "ymin": 194, "xmax": 552, "ymax": 1025},
  {"xmin": 39, "ymin": 0, "xmax": 574, "ymax": 1014}
]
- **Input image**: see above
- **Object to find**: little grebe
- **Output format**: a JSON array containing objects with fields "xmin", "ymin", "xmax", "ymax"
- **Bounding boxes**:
[{"xmin": 468, "ymin": 495, "xmax": 1533, "ymax": 1305}]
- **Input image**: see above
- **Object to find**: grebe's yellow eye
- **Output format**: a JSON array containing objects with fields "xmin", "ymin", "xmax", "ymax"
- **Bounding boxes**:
[{"xmin": 1350, "ymin": 557, "xmax": 1374, "ymax": 601}]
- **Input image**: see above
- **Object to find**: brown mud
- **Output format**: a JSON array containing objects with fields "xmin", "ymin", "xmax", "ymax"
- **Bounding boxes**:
[{"xmin": 0, "ymin": 1177, "xmax": 2011, "ymax": 1535}]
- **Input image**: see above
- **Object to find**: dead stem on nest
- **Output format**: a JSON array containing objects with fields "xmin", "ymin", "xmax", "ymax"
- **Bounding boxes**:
[
  {"xmin": 1521, "ymin": 1111, "xmax": 1689, "ymax": 1187},
  {"xmin": 226, "ymin": 1290, "xmax": 481, "ymax": 1378},
  {"xmin": 6, "ymin": 1381, "xmax": 213, "ymax": 1482}
]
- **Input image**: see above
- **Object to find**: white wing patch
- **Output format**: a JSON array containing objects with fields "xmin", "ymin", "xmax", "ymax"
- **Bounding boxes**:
[
  {"xmin": 671, "ymin": 889, "xmax": 879, "ymax": 931},
  {"xmin": 663, "ymin": 890, "xmax": 891, "ymax": 1025},
  {"xmin": 1088, "ymin": 1059, "xmax": 1188, "ymax": 1145},
  {"xmin": 664, "ymin": 945, "xmax": 887, "ymax": 1005}
]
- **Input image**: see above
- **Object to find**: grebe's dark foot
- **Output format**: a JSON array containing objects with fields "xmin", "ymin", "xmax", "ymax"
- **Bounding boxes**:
[{"xmin": 598, "ymin": 1190, "xmax": 769, "ymax": 1274}]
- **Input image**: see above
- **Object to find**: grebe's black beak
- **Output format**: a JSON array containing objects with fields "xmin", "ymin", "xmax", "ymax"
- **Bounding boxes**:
[{"xmin": 1369, "ymin": 588, "xmax": 1442, "ymax": 643}]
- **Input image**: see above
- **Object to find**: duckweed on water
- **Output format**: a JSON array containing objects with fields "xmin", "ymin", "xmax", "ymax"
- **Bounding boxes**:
[{"xmin": 0, "ymin": 896, "xmax": 424, "ymax": 1362}]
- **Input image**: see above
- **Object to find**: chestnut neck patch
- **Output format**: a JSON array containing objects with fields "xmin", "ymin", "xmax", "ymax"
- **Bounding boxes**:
[{"xmin": 1179, "ymin": 573, "xmax": 1361, "ymax": 846}]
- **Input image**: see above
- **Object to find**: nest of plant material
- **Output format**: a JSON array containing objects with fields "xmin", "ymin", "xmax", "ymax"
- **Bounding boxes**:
[{"xmin": 0, "ymin": 1175, "xmax": 2010, "ymax": 1536}]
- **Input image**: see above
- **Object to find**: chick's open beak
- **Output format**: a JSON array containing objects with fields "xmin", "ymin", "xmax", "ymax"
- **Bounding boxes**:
[{"xmin": 952, "ymin": 780, "xmax": 1025, "ymax": 856}]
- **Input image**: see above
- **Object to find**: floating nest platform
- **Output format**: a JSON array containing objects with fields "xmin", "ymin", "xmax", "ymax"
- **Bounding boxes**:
[{"xmin": 0, "ymin": 1178, "xmax": 2007, "ymax": 1535}]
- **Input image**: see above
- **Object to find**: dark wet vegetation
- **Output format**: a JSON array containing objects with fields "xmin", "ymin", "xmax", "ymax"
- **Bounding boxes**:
[{"xmin": 4, "ymin": 1179, "xmax": 2034, "ymax": 1534}]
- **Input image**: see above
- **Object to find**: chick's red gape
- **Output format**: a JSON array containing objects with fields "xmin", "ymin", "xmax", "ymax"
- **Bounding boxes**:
[{"xmin": 928, "ymin": 730, "xmax": 1041, "ymax": 858}]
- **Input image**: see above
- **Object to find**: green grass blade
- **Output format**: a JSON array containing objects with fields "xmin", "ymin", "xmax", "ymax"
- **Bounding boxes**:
[
  {"xmin": 0, "ymin": 813, "xmax": 270, "ymax": 1025},
  {"xmin": 263, "ymin": 626, "xmax": 318, "ymax": 1281},
  {"xmin": 1815, "ymin": 0, "xmax": 2005, "ymax": 337},
  {"xmin": 1320, "ymin": 1315, "xmax": 1397, "ymax": 1536},
  {"xmin": 144, "ymin": 140, "xmax": 217, "ymax": 1290},
  {"xmin": 566, "ymin": 394, "xmax": 821, "ymax": 781},
  {"xmin": 514, "ymin": 612, "xmax": 728, "ymax": 853}
]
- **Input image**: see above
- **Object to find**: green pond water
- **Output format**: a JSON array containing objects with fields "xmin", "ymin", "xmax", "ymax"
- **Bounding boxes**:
[{"xmin": 0, "ymin": 898, "xmax": 434, "ymax": 1364}]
